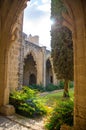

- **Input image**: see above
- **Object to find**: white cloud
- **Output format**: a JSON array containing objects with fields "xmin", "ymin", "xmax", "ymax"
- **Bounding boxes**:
[
  {"xmin": 41, "ymin": 0, "xmax": 50, "ymax": 4},
  {"xmin": 37, "ymin": 3, "xmax": 51, "ymax": 12},
  {"xmin": 23, "ymin": 0, "xmax": 51, "ymax": 50}
]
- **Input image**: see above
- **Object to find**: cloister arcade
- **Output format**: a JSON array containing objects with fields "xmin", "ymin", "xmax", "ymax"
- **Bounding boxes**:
[
  {"xmin": 22, "ymin": 35, "xmax": 57, "ymax": 87},
  {"xmin": 0, "ymin": 0, "xmax": 86, "ymax": 129}
]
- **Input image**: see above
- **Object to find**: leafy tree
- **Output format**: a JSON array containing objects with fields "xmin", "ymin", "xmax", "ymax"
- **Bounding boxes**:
[{"xmin": 51, "ymin": 0, "xmax": 74, "ymax": 97}]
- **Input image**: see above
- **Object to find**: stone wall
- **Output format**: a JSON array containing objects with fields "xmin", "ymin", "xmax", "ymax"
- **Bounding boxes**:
[
  {"xmin": 19, "ymin": 34, "xmax": 58, "ymax": 87},
  {"xmin": 8, "ymin": 13, "xmax": 23, "ymax": 91}
]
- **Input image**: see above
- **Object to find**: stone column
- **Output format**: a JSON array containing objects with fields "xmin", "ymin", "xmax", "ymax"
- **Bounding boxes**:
[
  {"xmin": 0, "ymin": 0, "xmax": 28, "ymax": 115},
  {"xmin": 42, "ymin": 46, "xmax": 46, "ymax": 87},
  {"xmin": 0, "ymin": 48, "xmax": 9, "ymax": 106},
  {"xmin": 63, "ymin": 1, "xmax": 86, "ymax": 129},
  {"xmin": 73, "ymin": 33, "xmax": 86, "ymax": 130}
]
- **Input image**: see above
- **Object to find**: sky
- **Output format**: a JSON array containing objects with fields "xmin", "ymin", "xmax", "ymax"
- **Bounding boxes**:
[{"xmin": 23, "ymin": 0, "xmax": 51, "ymax": 50}]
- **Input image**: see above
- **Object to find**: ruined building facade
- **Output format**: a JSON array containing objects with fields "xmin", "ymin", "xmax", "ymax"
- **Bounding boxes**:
[
  {"xmin": 0, "ymin": 1, "xmax": 86, "ymax": 129},
  {"xmin": 7, "ymin": 12, "xmax": 57, "ymax": 93},
  {"xmin": 19, "ymin": 33, "xmax": 58, "ymax": 88}
]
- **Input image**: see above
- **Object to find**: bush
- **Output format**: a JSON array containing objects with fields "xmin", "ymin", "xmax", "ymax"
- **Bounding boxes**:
[
  {"xmin": 16, "ymin": 99, "xmax": 47, "ymax": 117},
  {"xmin": 46, "ymin": 84, "xmax": 59, "ymax": 91},
  {"xmin": 69, "ymin": 81, "xmax": 74, "ymax": 88},
  {"xmin": 58, "ymin": 81, "xmax": 64, "ymax": 89},
  {"xmin": 45, "ymin": 81, "xmax": 64, "ymax": 92},
  {"xmin": 45, "ymin": 100, "xmax": 74, "ymax": 130},
  {"xmin": 9, "ymin": 86, "xmax": 47, "ymax": 118},
  {"xmin": 29, "ymin": 84, "xmax": 45, "ymax": 92}
]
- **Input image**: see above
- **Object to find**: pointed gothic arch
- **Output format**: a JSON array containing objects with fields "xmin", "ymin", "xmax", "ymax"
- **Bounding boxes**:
[
  {"xmin": 0, "ymin": 1, "xmax": 86, "ymax": 129},
  {"xmin": 46, "ymin": 58, "xmax": 53, "ymax": 85},
  {"xmin": 23, "ymin": 52, "xmax": 37, "ymax": 86}
]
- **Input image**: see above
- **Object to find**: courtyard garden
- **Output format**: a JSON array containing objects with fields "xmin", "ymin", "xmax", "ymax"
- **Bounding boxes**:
[{"xmin": 9, "ymin": 83, "xmax": 74, "ymax": 130}]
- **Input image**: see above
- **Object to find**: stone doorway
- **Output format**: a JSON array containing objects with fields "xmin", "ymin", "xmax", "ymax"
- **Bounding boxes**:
[
  {"xmin": 29, "ymin": 73, "xmax": 36, "ymax": 85},
  {"xmin": 46, "ymin": 59, "xmax": 53, "ymax": 85},
  {"xmin": 23, "ymin": 53, "xmax": 37, "ymax": 86}
]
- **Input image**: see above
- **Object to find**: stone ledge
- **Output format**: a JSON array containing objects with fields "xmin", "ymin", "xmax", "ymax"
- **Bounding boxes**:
[{"xmin": 0, "ymin": 105, "xmax": 15, "ymax": 116}]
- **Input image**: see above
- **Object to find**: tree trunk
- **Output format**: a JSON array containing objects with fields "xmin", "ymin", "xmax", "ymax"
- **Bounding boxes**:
[{"xmin": 63, "ymin": 79, "xmax": 69, "ymax": 98}]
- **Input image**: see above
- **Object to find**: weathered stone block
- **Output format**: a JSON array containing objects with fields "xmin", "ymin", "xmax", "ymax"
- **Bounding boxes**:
[
  {"xmin": 0, "ymin": 105, "xmax": 15, "ymax": 116},
  {"xmin": 60, "ymin": 124, "xmax": 74, "ymax": 130}
]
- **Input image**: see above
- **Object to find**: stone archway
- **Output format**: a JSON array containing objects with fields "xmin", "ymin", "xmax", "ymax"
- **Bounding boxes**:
[
  {"xmin": 23, "ymin": 53, "xmax": 37, "ymax": 86},
  {"xmin": 63, "ymin": 0, "xmax": 86, "ymax": 129},
  {"xmin": 0, "ymin": 0, "xmax": 28, "ymax": 114},
  {"xmin": 0, "ymin": 1, "xmax": 86, "ymax": 129},
  {"xmin": 46, "ymin": 59, "xmax": 53, "ymax": 85}
]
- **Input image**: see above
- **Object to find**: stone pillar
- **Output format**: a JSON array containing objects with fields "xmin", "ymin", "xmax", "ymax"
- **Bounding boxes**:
[
  {"xmin": 42, "ymin": 46, "xmax": 46, "ymax": 87},
  {"xmin": 0, "ymin": 48, "xmax": 9, "ymax": 107},
  {"xmin": 73, "ymin": 34, "xmax": 86, "ymax": 130},
  {"xmin": 18, "ymin": 13, "xmax": 24, "ymax": 88},
  {"xmin": 0, "ymin": 39, "xmax": 15, "ymax": 115},
  {"xmin": 0, "ymin": 0, "xmax": 28, "ymax": 115},
  {"xmin": 63, "ymin": 1, "xmax": 86, "ymax": 129},
  {"xmin": 8, "ymin": 13, "xmax": 23, "ymax": 91}
]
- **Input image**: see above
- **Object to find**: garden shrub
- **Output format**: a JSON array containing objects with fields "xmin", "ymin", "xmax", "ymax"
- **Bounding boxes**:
[
  {"xmin": 29, "ymin": 84, "xmax": 45, "ymax": 92},
  {"xmin": 45, "ymin": 100, "xmax": 74, "ymax": 130},
  {"xmin": 45, "ymin": 81, "xmax": 64, "ymax": 92},
  {"xmin": 58, "ymin": 81, "xmax": 64, "ymax": 89},
  {"xmin": 29, "ymin": 81, "xmax": 66, "ymax": 92},
  {"xmin": 9, "ymin": 86, "xmax": 47, "ymax": 118},
  {"xmin": 69, "ymin": 81, "xmax": 74, "ymax": 88},
  {"xmin": 45, "ymin": 84, "xmax": 59, "ymax": 91}
]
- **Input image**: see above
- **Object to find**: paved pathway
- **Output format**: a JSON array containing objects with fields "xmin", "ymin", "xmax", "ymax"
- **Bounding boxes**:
[
  {"xmin": 0, "ymin": 114, "xmax": 45, "ymax": 130},
  {"xmin": 40, "ymin": 89, "xmax": 63, "ymax": 96}
]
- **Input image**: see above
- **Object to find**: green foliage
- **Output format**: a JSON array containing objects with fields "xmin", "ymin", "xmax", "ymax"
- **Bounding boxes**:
[
  {"xmin": 51, "ymin": 0, "xmax": 74, "ymax": 82},
  {"xmin": 46, "ymin": 84, "xmax": 59, "ymax": 91},
  {"xmin": 69, "ymin": 81, "xmax": 74, "ymax": 88},
  {"xmin": 51, "ymin": 0, "xmax": 66, "ymax": 25},
  {"xmin": 17, "ymin": 99, "xmax": 47, "ymax": 117},
  {"xmin": 45, "ymin": 81, "xmax": 71, "ymax": 92},
  {"xmin": 45, "ymin": 82, "xmax": 64, "ymax": 92},
  {"xmin": 51, "ymin": 0, "xmax": 73, "ymax": 98},
  {"xmin": 58, "ymin": 81, "xmax": 64, "ymax": 89},
  {"xmin": 29, "ymin": 84, "xmax": 45, "ymax": 92},
  {"xmin": 58, "ymin": 81, "xmax": 74, "ymax": 91},
  {"xmin": 10, "ymin": 86, "xmax": 36, "ymax": 101},
  {"xmin": 51, "ymin": 26, "xmax": 73, "ymax": 81},
  {"xmin": 9, "ymin": 86, "xmax": 47, "ymax": 118},
  {"xmin": 29, "ymin": 82, "xmax": 65, "ymax": 92},
  {"xmin": 45, "ymin": 100, "xmax": 74, "ymax": 130}
]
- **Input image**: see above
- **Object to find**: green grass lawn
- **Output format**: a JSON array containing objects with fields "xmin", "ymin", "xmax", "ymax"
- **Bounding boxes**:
[{"xmin": 36, "ymin": 88, "xmax": 74, "ymax": 108}]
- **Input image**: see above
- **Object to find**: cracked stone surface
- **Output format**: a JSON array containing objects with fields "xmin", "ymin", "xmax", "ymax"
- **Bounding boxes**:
[{"xmin": 0, "ymin": 114, "xmax": 45, "ymax": 130}]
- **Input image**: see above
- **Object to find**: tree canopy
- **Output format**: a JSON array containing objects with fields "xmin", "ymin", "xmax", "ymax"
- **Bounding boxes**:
[
  {"xmin": 51, "ymin": 26, "xmax": 73, "ymax": 81},
  {"xmin": 51, "ymin": 0, "xmax": 74, "ymax": 97}
]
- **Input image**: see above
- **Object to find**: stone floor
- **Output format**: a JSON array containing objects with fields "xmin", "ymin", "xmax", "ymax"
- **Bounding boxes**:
[{"xmin": 0, "ymin": 114, "xmax": 45, "ymax": 130}]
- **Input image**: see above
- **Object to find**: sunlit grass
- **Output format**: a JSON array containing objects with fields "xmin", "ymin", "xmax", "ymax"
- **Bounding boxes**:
[{"xmin": 36, "ymin": 88, "xmax": 74, "ymax": 108}]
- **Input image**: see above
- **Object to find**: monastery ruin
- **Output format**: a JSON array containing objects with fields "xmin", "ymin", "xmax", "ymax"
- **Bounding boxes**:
[{"xmin": 0, "ymin": 0, "xmax": 86, "ymax": 129}]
